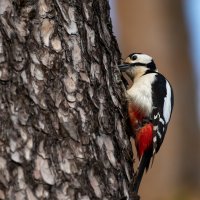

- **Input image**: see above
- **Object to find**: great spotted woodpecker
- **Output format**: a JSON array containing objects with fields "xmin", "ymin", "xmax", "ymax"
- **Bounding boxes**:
[{"xmin": 118, "ymin": 53, "xmax": 174, "ymax": 193}]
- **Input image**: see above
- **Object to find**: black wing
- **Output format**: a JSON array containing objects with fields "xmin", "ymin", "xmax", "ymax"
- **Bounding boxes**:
[{"xmin": 151, "ymin": 73, "xmax": 174, "ymax": 153}]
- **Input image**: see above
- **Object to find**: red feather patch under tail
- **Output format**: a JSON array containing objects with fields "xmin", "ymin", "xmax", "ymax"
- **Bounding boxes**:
[{"xmin": 135, "ymin": 123, "xmax": 153, "ymax": 159}]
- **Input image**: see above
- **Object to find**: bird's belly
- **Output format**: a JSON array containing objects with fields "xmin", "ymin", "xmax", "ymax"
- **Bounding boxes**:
[
  {"xmin": 128, "ymin": 103, "xmax": 153, "ymax": 158},
  {"xmin": 127, "ymin": 84, "xmax": 153, "ymax": 115},
  {"xmin": 128, "ymin": 102, "xmax": 149, "ymax": 130}
]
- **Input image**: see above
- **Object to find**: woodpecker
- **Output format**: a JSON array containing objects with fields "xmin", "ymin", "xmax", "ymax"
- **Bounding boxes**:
[{"xmin": 118, "ymin": 53, "xmax": 174, "ymax": 193}]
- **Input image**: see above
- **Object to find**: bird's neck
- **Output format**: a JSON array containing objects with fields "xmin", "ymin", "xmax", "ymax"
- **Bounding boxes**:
[{"xmin": 132, "ymin": 66, "xmax": 148, "ymax": 82}]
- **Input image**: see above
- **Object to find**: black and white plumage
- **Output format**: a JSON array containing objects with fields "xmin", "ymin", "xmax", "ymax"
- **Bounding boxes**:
[{"xmin": 119, "ymin": 53, "xmax": 174, "ymax": 194}]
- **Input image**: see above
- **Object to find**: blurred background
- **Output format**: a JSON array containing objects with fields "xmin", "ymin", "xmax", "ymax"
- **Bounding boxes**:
[{"xmin": 110, "ymin": 0, "xmax": 200, "ymax": 199}]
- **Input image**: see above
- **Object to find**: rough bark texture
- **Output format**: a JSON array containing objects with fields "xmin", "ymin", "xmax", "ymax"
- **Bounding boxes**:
[{"xmin": 0, "ymin": 0, "xmax": 138, "ymax": 199}]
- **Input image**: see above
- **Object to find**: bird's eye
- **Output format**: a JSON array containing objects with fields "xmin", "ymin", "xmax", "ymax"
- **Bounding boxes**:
[{"xmin": 131, "ymin": 55, "xmax": 137, "ymax": 60}]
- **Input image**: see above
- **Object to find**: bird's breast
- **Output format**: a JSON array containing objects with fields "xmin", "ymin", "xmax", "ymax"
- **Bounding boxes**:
[
  {"xmin": 126, "ymin": 74, "xmax": 155, "ymax": 116},
  {"xmin": 128, "ymin": 103, "xmax": 144, "ymax": 130}
]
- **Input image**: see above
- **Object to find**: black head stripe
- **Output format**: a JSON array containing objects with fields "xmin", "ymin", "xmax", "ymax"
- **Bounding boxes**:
[
  {"xmin": 147, "ymin": 60, "xmax": 156, "ymax": 70},
  {"xmin": 129, "ymin": 62, "xmax": 147, "ymax": 67}
]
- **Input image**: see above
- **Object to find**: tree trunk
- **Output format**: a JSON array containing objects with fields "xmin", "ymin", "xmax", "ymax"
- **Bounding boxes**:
[{"xmin": 0, "ymin": 0, "xmax": 138, "ymax": 199}]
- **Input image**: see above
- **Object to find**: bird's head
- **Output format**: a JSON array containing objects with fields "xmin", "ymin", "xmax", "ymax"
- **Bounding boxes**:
[{"xmin": 118, "ymin": 53, "xmax": 157, "ymax": 80}]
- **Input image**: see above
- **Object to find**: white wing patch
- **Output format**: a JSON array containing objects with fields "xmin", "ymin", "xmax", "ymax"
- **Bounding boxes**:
[{"xmin": 163, "ymin": 81, "xmax": 172, "ymax": 123}]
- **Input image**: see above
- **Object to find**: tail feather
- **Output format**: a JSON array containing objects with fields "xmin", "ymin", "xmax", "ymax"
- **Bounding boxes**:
[{"xmin": 133, "ymin": 151, "xmax": 152, "ymax": 194}]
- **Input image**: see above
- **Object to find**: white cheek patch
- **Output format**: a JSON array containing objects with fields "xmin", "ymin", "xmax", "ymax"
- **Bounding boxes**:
[
  {"xmin": 163, "ymin": 81, "xmax": 172, "ymax": 123},
  {"xmin": 135, "ymin": 54, "xmax": 152, "ymax": 64}
]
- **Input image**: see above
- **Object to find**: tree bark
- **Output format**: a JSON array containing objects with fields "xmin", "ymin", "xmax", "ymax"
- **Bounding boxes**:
[{"xmin": 0, "ymin": 0, "xmax": 138, "ymax": 199}]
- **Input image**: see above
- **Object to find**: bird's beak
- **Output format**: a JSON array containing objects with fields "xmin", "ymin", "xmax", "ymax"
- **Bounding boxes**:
[{"xmin": 118, "ymin": 63, "xmax": 132, "ymax": 71}]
